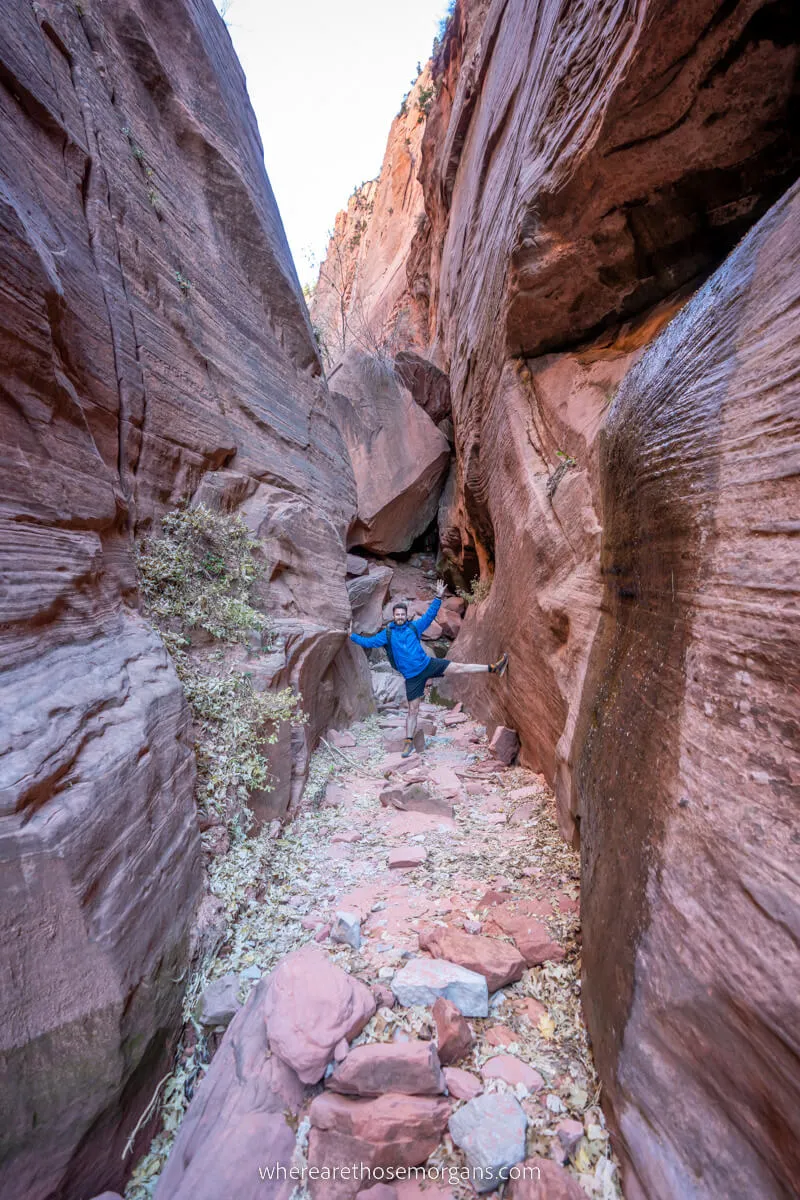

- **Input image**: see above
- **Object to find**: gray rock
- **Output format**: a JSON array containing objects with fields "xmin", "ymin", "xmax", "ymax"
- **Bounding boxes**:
[
  {"xmin": 448, "ymin": 1092, "xmax": 527, "ymax": 1193},
  {"xmin": 196, "ymin": 974, "xmax": 241, "ymax": 1028},
  {"xmin": 346, "ymin": 553, "xmax": 369, "ymax": 577},
  {"xmin": 331, "ymin": 911, "xmax": 362, "ymax": 950},
  {"xmin": 391, "ymin": 958, "xmax": 488, "ymax": 1017}
]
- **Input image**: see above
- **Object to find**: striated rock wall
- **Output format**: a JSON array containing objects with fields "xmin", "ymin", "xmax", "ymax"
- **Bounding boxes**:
[
  {"xmin": 575, "ymin": 182, "xmax": 800, "ymax": 1198},
  {"xmin": 317, "ymin": 0, "xmax": 800, "ymax": 1194},
  {"xmin": 0, "ymin": 0, "xmax": 363, "ymax": 1196}
]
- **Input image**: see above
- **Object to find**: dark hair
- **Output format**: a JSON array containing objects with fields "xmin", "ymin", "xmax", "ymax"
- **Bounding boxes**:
[{"xmin": 392, "ymin": 601, "xmax": 408, "ymax": 613}]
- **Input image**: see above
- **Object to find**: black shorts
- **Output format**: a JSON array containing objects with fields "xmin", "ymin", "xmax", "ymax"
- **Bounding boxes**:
[{"xmin": 405, "ymin": 657, "xmax": 451, "ymax": 701}]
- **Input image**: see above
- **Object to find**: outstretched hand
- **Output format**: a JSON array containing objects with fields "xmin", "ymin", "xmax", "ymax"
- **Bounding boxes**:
[{"xmin": 435, "ymin": 580, "xmax": 447, "ymax": 598}]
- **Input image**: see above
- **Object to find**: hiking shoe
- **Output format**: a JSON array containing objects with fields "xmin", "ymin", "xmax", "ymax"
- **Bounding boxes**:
[
  {"xmin": 400, "ymin": 737, "xmax": 415, "ymax": 758},
  {"xmin": 489, "ymin": 651, "xmax": 509, "ymax": 677}
]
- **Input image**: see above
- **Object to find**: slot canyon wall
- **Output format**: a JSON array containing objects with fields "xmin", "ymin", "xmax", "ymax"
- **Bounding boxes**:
[
  {"xmin": 0, "ymin": 0, "xmax": 367, "ymax": 1196},
  {"xmin": 313, "ymin": 1, "xmax": 799, "ymax": 1196}
]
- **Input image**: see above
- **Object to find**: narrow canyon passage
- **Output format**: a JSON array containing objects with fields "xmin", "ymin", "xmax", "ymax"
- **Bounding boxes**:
[
  {"xmin": 128, "ymin": 698, "xmax": 615, "ymax": 1200},
  {"xmin": 1, "ymin": 1, "xmax": 796, "ymax": 1197}
]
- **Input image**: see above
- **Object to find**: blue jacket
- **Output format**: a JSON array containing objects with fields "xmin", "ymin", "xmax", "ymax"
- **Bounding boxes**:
[{"xmin": 350, "ymin": 597, "xmax": 441, "ymax": 679}]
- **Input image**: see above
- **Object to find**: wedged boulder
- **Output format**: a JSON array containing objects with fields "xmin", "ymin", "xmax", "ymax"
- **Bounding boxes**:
[
  {"xmin": 331, "ymin": 351, "xmax": 451, "ymax": 554},
  {"xmin": 154, "ymin": 978, "xmax": 305, "ymax": 1200},
  {"xmin": 327, "ymin": 1040, "xmax": 445, "ymax": 1097},
  {"xmin": 347, "ymin": 554, "xmax": 370, "ymax": 577},
  {"xmin": 394, "ymin": 350, "xmax": 452, "ymax": 423},
  {"xmin": 418, "ymin": 927, "xmax": 526, "ymax": 992},
  {"xmin": 348, "ymin": 566, "xmax": 394, "ymax": 633},
  {"xmin": 263, "ymin": 946, "xmax": 376, "ymax": 1082}
]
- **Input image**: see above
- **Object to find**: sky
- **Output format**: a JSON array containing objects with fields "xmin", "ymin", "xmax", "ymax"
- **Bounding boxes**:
[{"xmin": 217, "ymin": 0, "xmax": 451, "ymax": 287}]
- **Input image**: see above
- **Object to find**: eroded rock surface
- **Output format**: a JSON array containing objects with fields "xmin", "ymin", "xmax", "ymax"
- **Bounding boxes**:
[
  {"xmin": 0, "ymin": 0, "xmax": 362, "ymax": 1194},
  {"xmin": 311, "ymin": 1, "xmax": 800, "ymax": 1195}
]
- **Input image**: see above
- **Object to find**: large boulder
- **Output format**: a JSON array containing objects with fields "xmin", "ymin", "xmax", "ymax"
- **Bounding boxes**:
[
  {"xmin": 154, "ymin": 978, "xmax": 304, "ymax": 1200},
  {"xmin": 330, "ymin": 352, "xmax": 451, "ymax": 554},
  {"xmin": 263, "ymin": 946, "xmax": 376, "ymax": 1083},
  {"xmin": 348, "ymin": 566, "xmax": 394, "ymax": 633}
]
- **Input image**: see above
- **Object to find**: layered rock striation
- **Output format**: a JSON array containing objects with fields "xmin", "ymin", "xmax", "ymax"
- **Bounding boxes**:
[
  {"xmin": 313, "ymin": 1, "xmax": 800, "ymax": 1195},
  {"xmin": 0, "ymin": 0, "xmax": 364, "ymax": 1195}
]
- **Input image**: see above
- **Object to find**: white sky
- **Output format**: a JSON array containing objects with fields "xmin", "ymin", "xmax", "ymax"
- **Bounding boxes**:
[{"xmin": 217, "ymin": 0, "xmax": 450, "ymax": 286}]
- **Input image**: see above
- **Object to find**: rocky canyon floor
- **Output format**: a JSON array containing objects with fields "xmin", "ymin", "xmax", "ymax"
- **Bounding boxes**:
[{"xmin": 127, "ymin": 700, "xmax": 620, "ymax": 1199}]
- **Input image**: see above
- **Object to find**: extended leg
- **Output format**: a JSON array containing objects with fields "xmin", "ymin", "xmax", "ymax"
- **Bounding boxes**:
[{"xmin": 446, "ymin": 653, "xmax": 508, "ymax": 677}]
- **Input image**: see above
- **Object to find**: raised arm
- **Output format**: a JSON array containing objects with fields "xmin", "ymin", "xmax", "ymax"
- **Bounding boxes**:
[
  {"xmin": 412, "ymin": 596, "xmax": 442, "ymax": 633},
  {"xmin": 350, "ymin": 628, "xmax": 388, "ymax": 649}
]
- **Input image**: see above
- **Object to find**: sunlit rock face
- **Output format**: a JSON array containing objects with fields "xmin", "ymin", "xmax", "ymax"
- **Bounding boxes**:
[
  {"xmin": 0, "ymin": 0, "xmax": 362, "ymax": 1194},
  {"xmin": 322, "ymin": 0, "xmax": 799, "ymax": 1194}
]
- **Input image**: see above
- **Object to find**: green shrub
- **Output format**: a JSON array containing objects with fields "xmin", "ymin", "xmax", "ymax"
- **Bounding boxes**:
[
  {"xmin": 458, "ymin": 576, "xmax": 492, "ymax": 605},
  {"xmin": 136, "ymin": 506, "xmax": 305, "ymax": 838}
]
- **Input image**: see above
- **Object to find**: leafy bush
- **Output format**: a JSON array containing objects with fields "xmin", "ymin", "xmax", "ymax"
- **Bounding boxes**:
[
  {"xmin": 136, "ymin": 506, "xmax": 305, "ymax": 839},
  {"xmin": 458, "ymin": 576, "xmax": 492, "ymax": 605},
  {"xmin": 137, "ymin": 505, "xmax": 269, "ymax": 643}
]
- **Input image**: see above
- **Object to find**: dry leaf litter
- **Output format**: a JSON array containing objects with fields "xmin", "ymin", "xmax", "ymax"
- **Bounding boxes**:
[{"xmin": 126, "ymin": 706, "xmax": 621, "ymax": 1199}]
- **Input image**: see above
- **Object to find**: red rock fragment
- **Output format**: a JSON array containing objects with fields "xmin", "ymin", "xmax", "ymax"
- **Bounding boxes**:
[
  {"xmin": 432, "ymin": 997, "xmax": 473, "ymax": 1064},
  {"xmin": 418, "ymin": 926, "xmax": 526, "ymax": 991},
  {"xmin": 328, "ymin": 1040, "xmax": 445, "ymax": 1097}
]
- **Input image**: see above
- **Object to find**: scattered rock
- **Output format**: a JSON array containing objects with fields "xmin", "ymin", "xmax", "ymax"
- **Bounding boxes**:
[
  {"xmin": 492, "ymin": 909, "xmax": 565, "ymax": 967},
  {"xmin": 489, "ymin": 726, "xmax": 520, "ymax": 765},
  {"xmin": 383, "ymin": 729, "xmax": 425, "ymax": 754},
  {"xmin": 332, "ymin": 831, "xmax": 362, "ymax": 844},
  {"xmin": 505, "ymin": 1157, "xmax": 587, "ymax": 1199},
  {"xmin": 420, "ymin": 620, "xmax": 444, "ymax": 641},
  {"xmin": 327, "ymin": 1040, "xmax": 445, "ymax": 1097},
  {"xmin": 432, "ymin": 997, "xmax": 473, "ymax": 1064},
  {"xmin": 516, "ymin": 998, "xmax": 548, "ymax": 1026},
  {"xmin": 556, "ymin": 1118, "xmax": 585, "ymax": 1159},
  {"xmin": 324, "ymin": 782, "xmax": 348, "ymax": 808},
  {"xmin": 372, "ymin": 984, "xmax": 396, "ymax": 1009},
  {"xmin": 388, "ymin": 847, "xmax": 427, "ymax": 869},
  {"xmin": 506, "ymin": 786, "xmax": 542, "ymax": 802},
  {"xmin": 481, "ymin": 1055, "xmax": 544, "ymax": 1092},
  {"xmin": 443, "ymin": 1066, "xmax": 483, "ymax": 1101},
  {"xmin": 263, "ymin": 945, "xmax": 376, "ymax": 1082},
  {"xmin": 485, "ymin": 1025, "xmax": 516, "ymax": 1047},
  {"xmin": 443, "ymin": 712, "xmax": 468, "ymax": 727},
  {"xmin": 332, "ymin": 912, "xmax": 362, "ymax": 950},
  {"xmin": 418, "ymin": 926, "xmax": 526, "ymax": 991},
  {"xmin": 448, "ymin": 1092, "xmax": 527, "ymax": 1194},
  {"xmin": 391, "ymin": 958, "xmax": 489, "ymax": 1017},
  {"xmin": 195, "ymin": 974, "xmax": 241, "ymax": 1029},
  {"xmin": 329, "ymin": 729, "xmax": 357, "ymax": 749},
  {"xmin": 308, "ymin": 1091, "xmax": 451, "ymax": 1177},
  {"xmin": 380, "ymin": 784, "xmax": 453, "ymax": 818}
]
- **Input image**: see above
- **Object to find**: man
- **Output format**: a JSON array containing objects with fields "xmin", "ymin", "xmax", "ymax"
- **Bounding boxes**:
[{"xmin": 349, "ymin": 580, "xmax": 508, "ymax": 757}]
